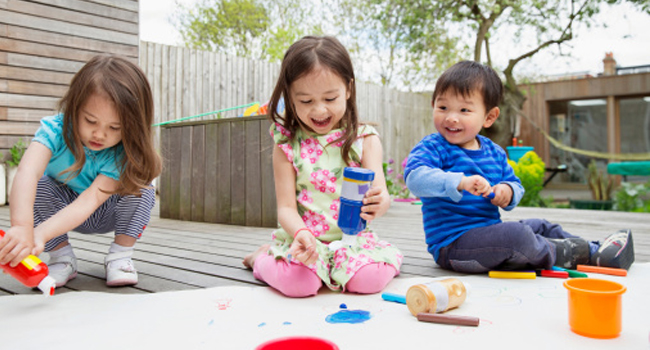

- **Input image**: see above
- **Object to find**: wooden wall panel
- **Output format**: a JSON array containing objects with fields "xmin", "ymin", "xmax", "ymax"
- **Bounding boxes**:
[{"xmin": 0, "ymin": 0, "xmax": 138, "ymax": 161}]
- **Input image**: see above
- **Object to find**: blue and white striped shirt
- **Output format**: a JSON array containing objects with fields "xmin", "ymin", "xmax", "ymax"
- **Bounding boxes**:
[{"xmin": 404, "ymin": 133, "xmax": 524, "ymax": 260}]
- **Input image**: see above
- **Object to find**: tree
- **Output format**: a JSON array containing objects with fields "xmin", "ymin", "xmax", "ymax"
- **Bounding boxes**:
[
  {"xmin": 341, "ymin": 0, "xmax": 650, "ymax": 148},
  {"xmin": 336, "ymin": 0, "xmax": 467, "ymax": 89},
  {"xmin": 173, "ymin": 0, "xmax": 323, "ymax": 61}
]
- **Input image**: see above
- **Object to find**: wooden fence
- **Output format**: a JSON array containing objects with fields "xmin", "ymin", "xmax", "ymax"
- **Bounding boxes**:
[
  {"xmin": 140, "ymin": 41, "xmax": 435, "ymax": 167},
  {"xmin": 160, "ymin": 116, "xmax": 276, "ymax": 227}
]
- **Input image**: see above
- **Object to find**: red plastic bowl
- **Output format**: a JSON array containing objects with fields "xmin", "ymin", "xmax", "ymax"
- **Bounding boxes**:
[{"xmin": 256, "ymin": 336, "xmax": 339, "ymax": 350}]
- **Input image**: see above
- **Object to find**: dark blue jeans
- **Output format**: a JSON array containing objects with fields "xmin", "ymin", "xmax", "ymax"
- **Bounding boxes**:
[{"xmin": 436, "ymin": 219, "xmax": 579, "ymax": 273}]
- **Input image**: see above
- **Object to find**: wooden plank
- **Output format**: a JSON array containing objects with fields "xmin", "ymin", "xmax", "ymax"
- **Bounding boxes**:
[
  {"xmin": 6, "ymin": 0, "xmax": 138, "ymax": 34},
  {"xmin": 0, "ymin": 65, "xmax": 73, "ymax": 85},
  {"xmin": 245, "ymin": 119, "xmax": 262, "ymax": 226},
  {"xmin": 203, "ymin": 123, "xmax": 219, "ymax": 223},
  {"xmin": 178, "ymin": 126, "xmax": 193, "ymax": 221},
  {"xmin": 158, "ymin": 128, "xmax": 172, "ymax": 218},
  {"xmin": 0, "ymin": 92, "xmax": 59, "ymax": 110},
  {"xmin": 0, "ymin": 121, "xmax": 40, "ymax": 135},
  {"xmin": 190, "ymin": 125, "xmax": 205, "ymax": 222},
  {"xmin": 5, "ymin": 52, "xmax": 85, "ymax": 73},
  {"xmin": 0, "ymin": 80, "xmax": 68, "ymax": 98},
  {"xmin": 0, "ymin": 10, "xmax": 138, "ymax": 46},
  {"xmin": 216, "ymin": 122, "xmax": 231, "ymax": 223},
  {"xmin": 6, "ymin": 26, "xmax": 137, "ymax": 57},
  {"xmin": 230, "ymin": 120, "xmax": 246, "ymax": 225},
  {"xmin": 87, "ymin": 0, "xmax": 138, "ymax": 12},
  {"xmin": 27, "ymin": 0, "xmax": 138, "ymax": 23},
  {"xmin": 164, "ymin": 127, "xmax": 183, "ymax": 219},
  {"xmin": 0, "ymin": 37, "xmax": 100, "ymax": 63},
  {"xmin": 260, "ymin": 118, "xmax": 277, "ymax": 227},
  {"xmin": 2, "ymin": 107, "xmax": 54, "ymax": 122}
]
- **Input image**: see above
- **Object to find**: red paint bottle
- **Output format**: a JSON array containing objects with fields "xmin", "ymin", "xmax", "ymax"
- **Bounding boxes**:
[{"xmin": 0, "ymin": 229, "xmax": 56, "ymax": 296}]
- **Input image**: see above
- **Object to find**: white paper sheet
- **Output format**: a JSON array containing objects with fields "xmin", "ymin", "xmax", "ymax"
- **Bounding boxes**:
[{"xmin": 1, "ymin": 263, "xmax": 648, "ymax": 350}]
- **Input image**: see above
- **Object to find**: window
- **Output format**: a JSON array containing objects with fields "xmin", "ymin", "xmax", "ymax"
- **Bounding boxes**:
[{"xmin": 549, "ymin": 99, "xmax": 607, "ymax": 183}]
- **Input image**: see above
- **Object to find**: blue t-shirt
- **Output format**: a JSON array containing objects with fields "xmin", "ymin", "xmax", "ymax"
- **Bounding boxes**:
[
  {"xmin": 404, "ymin": 133, "xmax": 524, "ymax": 260},
  {"xmin": 32, "ymin": 114, "xmax": 123, "ymax": 194}
]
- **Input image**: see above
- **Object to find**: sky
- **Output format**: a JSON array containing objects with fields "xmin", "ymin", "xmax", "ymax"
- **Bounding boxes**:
[{"xmin": 139, "ymin": 0, "xmax": 650, "ymax": 80}]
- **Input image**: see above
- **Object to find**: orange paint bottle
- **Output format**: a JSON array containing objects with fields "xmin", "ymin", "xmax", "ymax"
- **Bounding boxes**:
[{"xmin": 0, "ymin": 229, "xmax": 56, "ymax": 296}]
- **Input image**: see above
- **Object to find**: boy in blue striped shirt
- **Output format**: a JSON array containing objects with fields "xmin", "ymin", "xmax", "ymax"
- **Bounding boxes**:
[{"xmin": 404, "ymin": 61, "xmax": 634, "ymax": 273}]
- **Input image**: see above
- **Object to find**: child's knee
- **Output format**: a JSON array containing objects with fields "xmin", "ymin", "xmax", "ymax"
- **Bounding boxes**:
[
  {"xmin": 278, "ymin": 277, "xmax": 322, "ymax": 297},
  {"xmin": 345, "ymin": 262, "xmax": 397, "ymax": 294}
]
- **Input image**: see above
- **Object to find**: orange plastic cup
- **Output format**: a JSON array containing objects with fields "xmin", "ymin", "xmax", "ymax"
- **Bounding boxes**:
[
  {"xmin": 256, "ymin": 336, "xmax": 339, "ymax": 350},
  {"xmin": 563, "ymin": 278, "xmax": 626, "ymax": 339}
]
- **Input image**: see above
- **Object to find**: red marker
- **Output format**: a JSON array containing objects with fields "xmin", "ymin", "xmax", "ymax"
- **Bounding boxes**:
[{"xmin": 538, "ymin": 270, "xmax": 569, "ymax": 278}]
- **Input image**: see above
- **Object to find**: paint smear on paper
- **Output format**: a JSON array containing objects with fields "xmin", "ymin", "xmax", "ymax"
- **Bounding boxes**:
[{"xmin": 325, "ymin": 309, "xmax": 372, "ymax": 324}]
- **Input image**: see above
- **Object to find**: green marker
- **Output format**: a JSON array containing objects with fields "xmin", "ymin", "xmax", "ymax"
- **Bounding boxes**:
[{"xmin": 552, "ymin": 266, "xmax": 587, "ymax": 278}]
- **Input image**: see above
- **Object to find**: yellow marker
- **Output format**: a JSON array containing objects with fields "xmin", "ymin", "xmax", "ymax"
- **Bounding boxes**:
[{"xmin": 489, "ymin": 271, "xmax": 536, "ymax": 279}]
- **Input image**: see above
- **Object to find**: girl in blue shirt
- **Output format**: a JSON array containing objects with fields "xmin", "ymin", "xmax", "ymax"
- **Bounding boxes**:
[{"xmin": 0, "ymin": 55, "xmax": 162, "ymax": 287}]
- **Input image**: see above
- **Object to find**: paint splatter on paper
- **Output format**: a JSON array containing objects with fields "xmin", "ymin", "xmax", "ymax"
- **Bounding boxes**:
[{"xmin": 326, "ymin": 309, "xmax": 372, "ymax": 324}]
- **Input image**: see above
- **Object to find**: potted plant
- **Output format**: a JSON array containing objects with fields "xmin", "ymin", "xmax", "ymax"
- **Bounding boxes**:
[
  {"xmin": 570, "ymin": 160, "xmax": 614, "ymax": 210},
  {"xmin": 5, "ymin": 139, "xmax": 27, "ymax": 204}
]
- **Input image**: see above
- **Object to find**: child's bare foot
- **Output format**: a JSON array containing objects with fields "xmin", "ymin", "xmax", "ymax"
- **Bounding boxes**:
[{"xmin": 243, "ymin": 244, "xmax": 271, "ymax": 269}]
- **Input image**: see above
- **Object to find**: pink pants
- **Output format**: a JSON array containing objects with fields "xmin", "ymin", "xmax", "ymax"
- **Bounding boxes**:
[{"xmin": 253, "ymin": 253, "xmax": 398, "ymax": 298}]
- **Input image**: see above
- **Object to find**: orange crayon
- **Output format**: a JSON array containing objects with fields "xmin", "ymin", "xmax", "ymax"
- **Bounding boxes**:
[{"xmin": 576, "ymin": 264, "xmax": 627, "ymax": 277}]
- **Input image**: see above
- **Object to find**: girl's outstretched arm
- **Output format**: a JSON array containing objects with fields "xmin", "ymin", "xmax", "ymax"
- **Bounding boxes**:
[
  {"xmin": 273, "ymin": 146, "xmax": 318, "ymax": 265},
  {"xmin": 31, "ymin": 174, "xmax": 118, "ymax": 256},
  {"xmin": 360, "ymin": 134, "xmax": 390, "ymax": 221},
  {"xmin": 0, "ymin": 142, "xmax": 51, "ymax": 266}
]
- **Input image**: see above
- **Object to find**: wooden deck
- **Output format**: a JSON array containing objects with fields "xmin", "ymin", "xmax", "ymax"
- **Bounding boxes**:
[{"xmin": 1, "ymin": 201, "xmax": 648, "ymax": 296}]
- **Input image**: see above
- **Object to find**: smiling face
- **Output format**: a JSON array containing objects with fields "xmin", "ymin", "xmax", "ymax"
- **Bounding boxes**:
[
  {"xmin": 289, "ymin": 65, "xmax": 351, "ymax": 135},
  {"xmin": 77, "ymin": 91, "xmax": 122, "ymax": 151},
  {"xmin": 433, "ymin": 89, "xmax": 499, "ymax": 150}
]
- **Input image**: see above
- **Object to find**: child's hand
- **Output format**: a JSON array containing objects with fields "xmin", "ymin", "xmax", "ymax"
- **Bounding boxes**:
[
  {"xmin": 490, "ymin": 184, "xmax": 514, "ymax": 208},
  {"xmin": 0, "ymin": 226, "xmax": 35, "ymax": 267},
  {"xmin": 459, "ymin": 175, "xmax": 492, "ymax": 197},
  {"xmin": 290, "ymin": 229, "xmax": 319, "ymax": 266},
  {"xmin": 361, "ymin": 186, "xmax": 389, "ymax": 221}
]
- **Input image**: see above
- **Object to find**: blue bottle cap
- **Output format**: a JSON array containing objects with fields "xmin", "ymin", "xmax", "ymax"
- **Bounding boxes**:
[{"xmin": 343, "ymin": 167, "xmax": 375, "ymax": 182}]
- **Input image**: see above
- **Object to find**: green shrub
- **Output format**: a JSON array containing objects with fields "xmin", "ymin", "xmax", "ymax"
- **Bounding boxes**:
[
  {"xmin": 383, "ymin": 158, "xmax": 411, "ymax": 199},
  {"xmin": 6, "ymin": 139, "xmax": 27, "ymax": 167},
  {"xmin": 613, "ymin": 181, "xmax": 650, "ymax": 212},
  {"xmin": 508, "ymin": 151, "xmax": 545, "ymax": 207}
]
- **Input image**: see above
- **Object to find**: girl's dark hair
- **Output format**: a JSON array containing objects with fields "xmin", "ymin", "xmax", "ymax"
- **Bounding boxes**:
[
  {"xmin": 58, "ymin": 54, "xmax": 162, "ymax": 196},
  {"xmin": 268, "ymin": 36, "xmax": 358, "ymax": 165},
  {"xmin": 432, "ymin": 60, "xmax": 503, "ymax": 112}
]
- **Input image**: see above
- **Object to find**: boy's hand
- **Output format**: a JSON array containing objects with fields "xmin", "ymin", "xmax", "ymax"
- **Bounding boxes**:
[
  {"xmin": 361, "ymin": 186, "xmax": 389, "ymax": 222},
  {"xmin": 290, "ymin": 230, "xmax": 319, "ymax": 266},
  {"xmin": 490, "ymin": 184, "xmax": 514, "ymax": 208},
  {"xmin": 0, "ymin": 226, "xmax": 35, "ymax": 267},
  {"xmin": 459, "ymin": 175, "xmax": 492, "ymax": 197}
]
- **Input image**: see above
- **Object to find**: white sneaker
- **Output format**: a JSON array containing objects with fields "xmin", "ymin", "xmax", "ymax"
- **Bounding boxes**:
[
  {"xmin": 104, "ymin": 251, "xmax": 138, "ymax": 287},
  {"xmin": 48, "ymin": 254, "xmax": 78, "ymax": 288}
]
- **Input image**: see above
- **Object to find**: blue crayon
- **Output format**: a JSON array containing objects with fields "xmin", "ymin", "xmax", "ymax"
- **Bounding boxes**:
[
  {"xmin": 486, "ymin": 192, "xmax": 495, "ymax": 199},
  {"xmin": 381, "ymin": 292, "xmax": 406, "ymax": 304}
]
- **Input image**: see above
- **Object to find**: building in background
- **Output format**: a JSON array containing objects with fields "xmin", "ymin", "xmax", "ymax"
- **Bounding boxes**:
[{"xmin": 519, "ymin": 53, "xmax": 650, "ymax": 185}]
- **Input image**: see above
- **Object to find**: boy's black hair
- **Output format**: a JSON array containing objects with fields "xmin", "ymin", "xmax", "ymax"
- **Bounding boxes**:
[{"xmin": 432, "ymin": 60, "xmax": 503, "ymax": 111}]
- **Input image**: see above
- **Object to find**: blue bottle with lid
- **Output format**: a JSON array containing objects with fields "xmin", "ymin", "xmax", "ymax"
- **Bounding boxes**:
[{"xmin": 330, "ymin": 167, "xmax": 375, "ymax": 250}]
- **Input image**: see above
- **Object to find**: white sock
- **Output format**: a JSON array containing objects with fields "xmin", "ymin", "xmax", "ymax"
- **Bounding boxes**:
[
  {"xmin": 107, "ymin": 242, "xmax": 135, "ymax": 270},
  {"xmin": 109, "ymin": 242, "xmax": 134, "ymax": 254},
  {"xmin": 47, "ymin": 244, "xmax": 75, "ymax": 273}
]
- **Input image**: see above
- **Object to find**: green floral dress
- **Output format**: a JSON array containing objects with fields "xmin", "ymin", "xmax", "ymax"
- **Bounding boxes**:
[{"xmin": 268, "ymin": 122, "xmax": 403, "ymax": 291}]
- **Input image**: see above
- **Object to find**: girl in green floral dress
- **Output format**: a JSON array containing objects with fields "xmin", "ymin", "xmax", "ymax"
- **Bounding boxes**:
[{"xmin": 243, "ymin": 36, "xmax": 403, "ymax": 297}]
